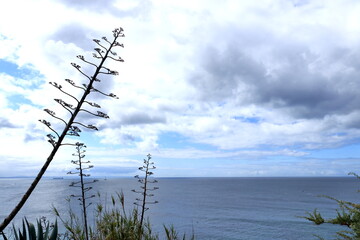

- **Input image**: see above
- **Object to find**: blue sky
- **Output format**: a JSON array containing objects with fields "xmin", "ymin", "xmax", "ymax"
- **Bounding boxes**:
[{"xmin": 1, "ymin": 0, "xmax": 360, "ymax": 177}]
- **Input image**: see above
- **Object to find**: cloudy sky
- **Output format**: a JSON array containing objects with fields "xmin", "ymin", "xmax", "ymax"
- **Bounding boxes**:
[{"xmin": 1, "ymin": 0, "xmax": 360, "ymax": 177}]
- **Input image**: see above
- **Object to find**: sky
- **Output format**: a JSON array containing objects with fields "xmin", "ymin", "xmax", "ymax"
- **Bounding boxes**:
[{"xmin": 1, "ymin": 0, "xmax": 360, "ymax": 177}]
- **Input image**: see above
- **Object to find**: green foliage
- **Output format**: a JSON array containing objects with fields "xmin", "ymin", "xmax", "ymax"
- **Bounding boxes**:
[
  {"xmin": 12, "ymin": 218, "xmax": 57, "ymax": 240},
  {"xmin": 92, "ymin": 193, "xmax": 194, "ymax": 240},
  {"xmin": 304, "ymin": 172, "xmax": 360, "ymax": 240},
  {"xmin": 9, "ymin": 154, "xmax": 192, "ymax": 240},
  {"xmin": 52, "ymin": 191, "xmax": 194, "ymax": 240},
  {"xmin": 93, "ymin": 202, "xmax": 152, "ymax": 240},
  {"xmin": 303, "ymin": 209, "xmax": 325, "ymax": 225},
  {"xmin": 55, "ymin": 192, "xmax": 158, "ymax": 240},
  {"xmin": 328, "ymin": 207, "xmax": 352, "ymax": 227},
  {"xmin": 164, "ymin": 225, "xmax": 195, "ymax": 240}
]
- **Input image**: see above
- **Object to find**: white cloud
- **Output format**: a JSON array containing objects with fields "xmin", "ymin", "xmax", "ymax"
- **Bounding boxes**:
[{"xmin": 1, "ymin": 0, "xmax": 360, "ymax": 177}]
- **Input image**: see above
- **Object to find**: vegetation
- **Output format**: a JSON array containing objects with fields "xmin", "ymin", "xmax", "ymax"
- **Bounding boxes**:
[
  {"xmin": 9, "ymin": 218, "xmax": 58, "ymax": 240},
  {"xmin": 0, "ymin": 28, "xmax": 124, "ymax": 233},
  {"xmin": 3, "ymin": 25, "xmax": 358, "ymax": 240},
  {"xmin": 56, "ymin": 191, "xmax": 158, "ymax": 240},
  {"xmin": 4, "ymin": 153, "xmax": 193, "ymax": 240},
  {"xmin": 51, "ymin": 153, "xmax": 193, "ymax": 240},
  {"xmin": 0, "ymin": 28, "xmax": 192, "ymax": 240},
  {"xmin": 56, "ymin": 190, "xmax": 194, "ymax": 240},
  {"xmin": 50, "ymin": 154, "xmax": 193, "ymax": 240},
  {"xmin": 9, "ymin": 207, "xmax": 194, "ymax": 240},
  {"xmin": 304, "ymin": 172, "xmax": 360, "ymax": 239}
]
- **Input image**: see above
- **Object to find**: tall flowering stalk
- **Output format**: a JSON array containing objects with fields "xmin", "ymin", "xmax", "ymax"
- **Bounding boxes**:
[
  {"xmin": 132, "ymin": 154, "xmax": 159, "ymax": 230},
  {"xmin": 67, "ymin": 142, "xmax": 97, "ymax": 240},
  {"xmin": 0, "ymin": 28, "xmax": 125, "ymax": 233}
]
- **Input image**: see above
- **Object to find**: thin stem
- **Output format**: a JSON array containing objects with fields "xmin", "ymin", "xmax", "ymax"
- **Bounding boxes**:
[
  {"xmin": 50, "ymin": 82, "xmax": 80, "ymax": 104},
  {"xmin": 140, "ymin": 159, "xmax": 149, "ymax": 228},
  {"xmin": 44, "ymin": 109, "xmax": 67, "ymax": 126},
  {"xmin": 77, "ymin": 146, "xmax": 89, "ymax": 240}
]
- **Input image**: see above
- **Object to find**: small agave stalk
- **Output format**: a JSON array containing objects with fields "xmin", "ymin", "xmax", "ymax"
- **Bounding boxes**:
[
  {"xmin": 0, "ymin": 28, "xmax": 125, "ymax": 232},
  {"xmin": 67, "ymin": 142, "xmax": 97, "ymax": 240},
  {"xmin": 132, "ymin": 154, "xmax": 159, "ymax": 229}
]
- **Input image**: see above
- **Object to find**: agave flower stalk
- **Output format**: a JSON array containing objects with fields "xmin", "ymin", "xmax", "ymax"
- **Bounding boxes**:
[
  {"xmin": 132, "ymin": 154, "xmax": 159, "ymax": 229},
  {"xmin": 67, "ymin": 142, "xmax": 97, "ymax": 240},
  {"xmin": 0, "ymin": 28, "xmax": 125, "ymax": 233}
]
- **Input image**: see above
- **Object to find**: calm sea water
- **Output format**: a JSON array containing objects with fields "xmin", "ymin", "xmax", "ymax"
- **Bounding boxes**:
[{"xmin": 0, "ymin": 177, "xmax": 359, "ymax": 239}]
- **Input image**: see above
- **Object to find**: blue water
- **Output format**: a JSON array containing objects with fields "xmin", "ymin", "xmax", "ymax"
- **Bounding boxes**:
[{"xmin": 0, "ymin": 177, "xmax": 358, "ymax": 239}]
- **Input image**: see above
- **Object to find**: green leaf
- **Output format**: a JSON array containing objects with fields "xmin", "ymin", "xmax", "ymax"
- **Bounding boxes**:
[
  {"xmin": 12, "ymin": 224, "xmax": 19, "ymax": 240},
  {"xmin": 303, "ymin": 209, "xmax": 325, "ymax": 225},
  {"xmin": 49, "ymin": 220, "xmax": 58, "ymax": 240},
  {"xmin": 19, "ymin": 231, "xmax": 25, "ymax": 240},
  {"xmin": 36, "ymin": 219, "xmax": 43, "ymax": 240},
  {"xmin": 21, "ymin": 219, "xmax": 27, "ymax": 240},
  {"xmin": 25, "ymin": 218, "xmax": 36, "ymax": 240},
  {"xmin": 43, "ymin": 222, "xmax": 50, "ymax": 240}
]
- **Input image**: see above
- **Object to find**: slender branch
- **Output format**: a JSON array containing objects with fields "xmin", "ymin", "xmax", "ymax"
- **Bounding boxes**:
[
  {"xmin": 79, "ymin": 109, "xmax": 109, "ymax": 118},
  {"xmin": 54, "ymin": 99, "xmax": 75, "ymax": 116},
  {"xmin": 101, "ymin": 36, "xmax": 111, "ymax": 45},
  {"xmin": 107, "ymin": 56, "xmax": 124, "ymax": 62},
  {"xmin": 113, "ymin": 41, "xmax": 124, "ymax": 48},
  {"xmin": 61, "ymin": 143, "xmax": 79, "ymax": 146},
  {"xmin": 99, "ymin": 70, "xmax": 119, "ymax": 75},
  {"xmin": 92, "ymin": 53, "xmax": 102, "ymax": 59},
  {"xmin": 93, "ymin": 39, "xmax": 107, "ymax": 51},
  {"xmin": 38, "ymin": 120, "xmax": 60, "ymax": 138},
  {"xmin": 94, "ymin": 48, "xmax": 104, "ymax": 58},
  {"xmin": 65, "ymin": 79, "xmax": 86, "ymax": 91},
  {"xmin": 71, "ymin": 63, "xmax": 92, "ymax": 81},
  {"xmin": 73, "ymin": 122, "xmax": 99, "ymax": 131},
  {"xmin": 84, "ymin": 101, "xmax": 101, "ymax": 108},
  {"xmin": 77, "ymin": 55, "xmax": 98, "ymax": 68},
  {"xmin": 91, "ymin": 87, "xmax": 119, "ymax": 99},
  {"xmin": 44, "ymin": 109, "xmax": 67, "ymax": 126},
  {"xmin": 50, "ymin": 81, "xmax": 80, "ymax": 104}
]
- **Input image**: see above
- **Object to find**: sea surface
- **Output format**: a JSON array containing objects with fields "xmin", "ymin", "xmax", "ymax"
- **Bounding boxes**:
[{"xmin": 0, "ymin": 177, "xmax": 359, "ymax": 239}]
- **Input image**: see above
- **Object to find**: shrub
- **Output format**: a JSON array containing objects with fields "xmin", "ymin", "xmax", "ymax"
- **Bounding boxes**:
[{"xmin": 304, "ymin": 172, "xmax": 360, "ymax": 239}]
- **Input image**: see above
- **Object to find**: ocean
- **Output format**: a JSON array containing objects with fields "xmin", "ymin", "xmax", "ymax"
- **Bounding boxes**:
[{"xmin": 0, "ymin": 177, "xmax": 358, "ymax": 239}]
